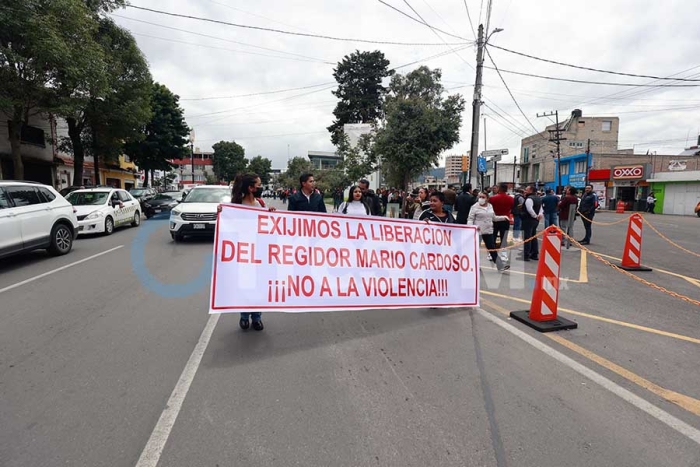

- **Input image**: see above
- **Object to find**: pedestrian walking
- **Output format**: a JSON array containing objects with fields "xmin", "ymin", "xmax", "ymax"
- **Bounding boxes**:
[
  {"xmin": 488, "ymin": 183, "xmax": 514, "ymax": 248},
  {"xmin": 231, "ymin": 173, "xmax": 276, "ymax": 331},
  {"xmin": 646, "ymin": 192, "xmax": 657, "ymax": 213},
  {"xmin": 288, "ymin": 173, "xmax": 327, "ymax": 213},
  {"xmin": 558, "ymin": 187, "xmax": 579, "ymax": 242},
  {"xmin": 468, "ymin": 191, "xmax": 511, "ymax": 271},
  {"xmin": 358, "ymin": 179, "xmax": 382, "ymax": 216},
  {"xmin": 337, "ymin": 186, "xmax": 371, "ymax": 216},
  {"xmin": 518, "ymin": 185, "xmax": 543, "ymax": 261},
  {"xmin": 454, "ymin": 183, "xmax": 476, "ymax": 224},
  {"xmin": 578, "ymin": 184, "xmax": 597, "ymax": 245},
  {"xmin": 542, "ymin": 189, "xmax": 560, "ymax": 228}
]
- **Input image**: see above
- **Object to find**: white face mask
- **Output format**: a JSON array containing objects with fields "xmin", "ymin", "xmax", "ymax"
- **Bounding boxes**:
[{"xmin": 478, "ymin": 198, "xmax": 487, "ymax": 206}]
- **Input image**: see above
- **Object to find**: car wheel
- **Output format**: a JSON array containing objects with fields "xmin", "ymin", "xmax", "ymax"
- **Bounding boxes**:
[
  {"xmin": 132, "ymin": 211, "xmax": 141, "ymax": 227},
  {"xmin": 171, "ymin": 232, "xmax": 182, "ymax": 242},
  {"xmin": 104, "ymin": 216, "xmax": 114, "ymax": 235},
  {"xmin": 48, "ymin": 223, "xmax": 73, "ymax": 256}
]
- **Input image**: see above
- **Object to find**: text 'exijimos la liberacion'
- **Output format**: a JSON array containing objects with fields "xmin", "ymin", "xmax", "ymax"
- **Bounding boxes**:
[{"xmin": 256, "ymin": 214, "xmax": 453, "ymax": 246}]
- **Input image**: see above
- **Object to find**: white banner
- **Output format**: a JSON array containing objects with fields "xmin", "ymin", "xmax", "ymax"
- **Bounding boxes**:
[{"xmin": 209, "ymin": 205, "xmax": 480, "ymax": 313}]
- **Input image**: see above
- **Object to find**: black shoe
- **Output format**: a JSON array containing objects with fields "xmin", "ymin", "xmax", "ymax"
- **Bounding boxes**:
[
  {"xmin": 579, "ymin": 240, "xmax": 590, "ymax": 245},
  {"xmin": 252, "ymin": 320, "xmax": 264, "ymax": 331},
  {"xmin": 530, "ymin": 256, "xmax": 538, "ymax": 260},
  {"xmin": 239, "ymin": 318, "xmax": 250, "ymax": 330}
]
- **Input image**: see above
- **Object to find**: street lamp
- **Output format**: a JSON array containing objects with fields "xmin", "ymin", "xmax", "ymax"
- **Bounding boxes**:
[{"xmin": 189, "ymin": 130, "xmax": 195, "ymax": 186}]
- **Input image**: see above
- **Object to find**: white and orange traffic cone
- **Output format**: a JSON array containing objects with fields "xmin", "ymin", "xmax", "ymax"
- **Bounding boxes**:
[
  {"xmin": 510, "ymin": 226, "xmax": 578, "ymax": 332},
  {"xmin": 619, "ymin": 213, "xmax": 652, "ymax": 271}
]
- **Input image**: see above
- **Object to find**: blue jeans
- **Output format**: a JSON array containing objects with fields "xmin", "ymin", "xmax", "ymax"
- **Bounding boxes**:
[
  {"xmin": 544, "ymin": 212, "xmax": 558, "ymax": 228},
  {"xmin": 512, "ymin": 216, "xmax": 522, "ymax": 239},
  {"xmin": 240, "ymin": 312, "xmax": 262, "ymax": 322}
]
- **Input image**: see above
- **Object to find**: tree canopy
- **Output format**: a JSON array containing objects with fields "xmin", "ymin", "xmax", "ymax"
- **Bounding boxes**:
[
  {"xmin": 211, "ymin": 141, "xmax": 247, "ymax": 183},
  {"xmin": 374, "ymin": 66, "xmax": 465, "ymax": 190},
  {"xmin": 125, "ymin": 83, "xmax": 189, "ymax": 187},
  {"xmin": 327, "ymin": 50, "xmax": 393, "ymax": 146},
  {"xmin": 246, "ymin": 155, "xmax": 273, "ymax": 185}
]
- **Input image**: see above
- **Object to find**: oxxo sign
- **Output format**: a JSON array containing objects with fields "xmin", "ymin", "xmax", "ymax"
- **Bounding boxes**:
[{"xmin": 612, "ymin": 165, "xmax": 645, "ymax": 180}]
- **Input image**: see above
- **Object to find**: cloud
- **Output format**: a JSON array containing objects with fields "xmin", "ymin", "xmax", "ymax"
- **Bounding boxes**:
[{"xmin": 114, "ymin": 0, "xmax": 700, "ymax": 169}]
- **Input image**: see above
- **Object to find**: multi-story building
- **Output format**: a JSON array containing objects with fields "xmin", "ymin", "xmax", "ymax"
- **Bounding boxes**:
[
  {"xmin": 648, "ymin": 140, "xmax": 700, "ymax": 215},
  {"xmin": 519, "ymin": 110, "xmax": 622, "ymax": 191},
  {"xmin": 307, "ymin": 150, "xmax": 342, "ymax": 170},
  {"xmin": 444, "ymin": 154, "xmax": 464, "ymax": 185},
  {"xmin": 170, "ymin": 148, "xmax": 213, "ymax": 188}
]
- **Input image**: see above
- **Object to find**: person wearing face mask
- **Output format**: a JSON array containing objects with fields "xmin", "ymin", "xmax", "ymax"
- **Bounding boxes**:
[
  {"xmin": 468, "ymin": 191, "xmax": 511, "ymax": 271},
  {"xmin": 231, "ymin": 172, "xmax": 277, "ymax": 331},
  {"xmin": 338, "ymin": 186, "xmax": 371, "ymax": 216}
]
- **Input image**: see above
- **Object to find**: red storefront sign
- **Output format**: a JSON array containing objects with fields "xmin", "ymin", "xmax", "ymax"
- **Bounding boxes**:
[
  {"xmin": 612, "ymin": 165, "xmax": 645, "ymax": 180},
  {"xmin": 588, "ymin": 169, "xmax": 610, "ymax": 181}
]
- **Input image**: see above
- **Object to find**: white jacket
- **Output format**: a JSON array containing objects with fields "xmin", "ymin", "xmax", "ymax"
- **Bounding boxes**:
[{"xmin": 467, "ymin": 203, "xmax": 509, "ymax": 234}]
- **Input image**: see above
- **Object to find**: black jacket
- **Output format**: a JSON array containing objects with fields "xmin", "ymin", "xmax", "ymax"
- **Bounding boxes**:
[
  {"xmin": 362, "ymin": 192, "xmax": 382, "ymax": 216},
  {"xmin": 288, "ymin": 190, "xmax": 327, "ymax": 213},
  {"xmin": 579, "ymin": 192, "xmax": 597, "ymax": 215},
  {"xmin": 454, "ymin": 192, "xmax": 476, "ymax": 224}
]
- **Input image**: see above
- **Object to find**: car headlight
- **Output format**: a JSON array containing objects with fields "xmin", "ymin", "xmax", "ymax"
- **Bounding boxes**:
[
  {"xmin": 171, "ymin": 210, "xmax": 181, "ymax": 219},
  {"xmin": 144, "ymin": 203, "xmax": 151, "ymax": 208},
  {"xmin": 86, "ymin": 211, "xmax": 104, "ymax": 220}
]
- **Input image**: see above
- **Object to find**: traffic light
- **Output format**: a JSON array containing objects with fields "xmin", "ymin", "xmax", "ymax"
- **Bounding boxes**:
[{"xmin": 461, "ymin": 155, "xmax": 469, "ymax": 172}]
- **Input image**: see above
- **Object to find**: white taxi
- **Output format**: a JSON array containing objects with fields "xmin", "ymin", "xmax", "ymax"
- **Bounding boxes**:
[
  {"xmin": 169, "ymin": 185, "xmax": 231, "ymax": 241},
  {"xmin": 66, "ymin": 188, "xmax": 141, "ymax": 235}
]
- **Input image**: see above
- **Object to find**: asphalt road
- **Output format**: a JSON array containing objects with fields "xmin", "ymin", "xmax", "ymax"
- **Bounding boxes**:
[{"xmin": 1, "ymin": 202, "xmax": 699, "ymax": 467}]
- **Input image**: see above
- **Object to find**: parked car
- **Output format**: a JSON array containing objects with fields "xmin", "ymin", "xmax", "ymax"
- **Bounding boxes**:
[
  {"xmin": 129, "ymin": 187, "xmax": 157, "ymax": 205},
  {"xmin": 169, "ymin": 185, "xmax": 231, "ymax": 241},
  {"xmin": 143, "ymin": 191, "xmax": 184, "ymax": 218},
  {"xmin": 0, "ymin": 181, "xmax": 79, "ymax": 259},
  {"xmin": 65, "ymin": 188, "xmax": 141, "ymax": 235}
]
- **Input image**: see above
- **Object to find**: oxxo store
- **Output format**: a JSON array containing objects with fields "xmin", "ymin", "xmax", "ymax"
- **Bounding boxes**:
[{"xmin": 610, "ymin": 164, "xmax": 650, "ymax": 211}]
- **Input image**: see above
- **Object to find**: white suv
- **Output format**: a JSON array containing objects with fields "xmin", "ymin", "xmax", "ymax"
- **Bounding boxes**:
[
  {"xmin": 169, "ymin": 185, "xmax": 231, "ymax": 241},
  {"xmin": 0, "ymin": 181, "xmax": 79, "ymax": 259}
]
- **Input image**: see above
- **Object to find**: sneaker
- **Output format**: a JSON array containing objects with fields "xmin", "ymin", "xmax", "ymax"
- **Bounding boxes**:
[
  {"xmin": 239, "ymin": 318, "xmax": 250, "ymax": 330},
  {"xmin": 252, "ymin": 320, "xmax": 264, "ymax": 331}
]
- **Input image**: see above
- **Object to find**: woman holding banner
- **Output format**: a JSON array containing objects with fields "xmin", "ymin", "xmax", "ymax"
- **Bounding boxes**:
[
  {"xmin": 468, "ymin": 191, "xmax": 510, "ymax": 271},
  {"xmin": 337, "ymin": 186, "xmax": 371, "ymax": 216},
  {"xmin": 231, "ymin": 173, "xmax": 276, "ymax": 331},
  {"xmin": 419, "ymin": 191, "xmax": 455, "ymax": 224}
]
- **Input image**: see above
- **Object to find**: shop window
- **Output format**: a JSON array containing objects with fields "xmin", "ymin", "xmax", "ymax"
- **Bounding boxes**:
[
  {"xmin": 560, "ymin": 164, "xmax": 570, "ymax": 175},
  {"xmin": 575, "ymin": 160, "xmax": 587, "ymax": 173}
]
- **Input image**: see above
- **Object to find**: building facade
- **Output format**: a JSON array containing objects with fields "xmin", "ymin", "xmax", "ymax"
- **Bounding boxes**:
[
  {"xmin": 307, "ymin": 150, "xmax": 342, "ymax": 170},
  {"xmin": 520, "ymin": 110, "xmax": 621, "ymax": 191},
  {"xmin": 170, "ymin": 148, "xmax": 213, "ymax": 189},
  {"xmin": 648, "ymin": 144, "xmax": 700, "ymax": 216}
]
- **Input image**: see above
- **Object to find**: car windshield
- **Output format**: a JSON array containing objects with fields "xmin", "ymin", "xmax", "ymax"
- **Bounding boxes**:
[
  {"xmin": 154, "ymin": 193, "xmax": 178, "ymax": 200},
  {"xmin": 66, "ymin": 192, "xmax": 110, "ymax": 206},
  {"xmin": 130, "ymin": 189, "xmax": 148, "ymax": 196},
  {"xmin": 183, "ymin": 188, "xmax": 231, "ymax": 203}
]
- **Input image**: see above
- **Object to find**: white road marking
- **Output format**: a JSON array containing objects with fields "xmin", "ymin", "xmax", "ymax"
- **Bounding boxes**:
[
  {"xmin": 0, "ymin": 246, "xmax": 124, "ymax": 295},
  {"xmin": 135, "ymin": 312, "xmax": 221, "ymax": 467},
  {"xmin": 476, "ymin": 308, "xmax": 700, "ymax": 446}
]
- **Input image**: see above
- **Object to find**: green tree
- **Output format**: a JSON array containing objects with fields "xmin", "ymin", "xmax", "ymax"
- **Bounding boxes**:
[
  {"xmin": 211, "ymin": 141, "xmax": 247, "ymax": 183},
  {"xmin": 374, "ymin": 66, "xmax": 465, "ymax": 190},
  {"xmin": 246, "ymin": 155, "xmax": 273, "ymax": 185},
  {"xmin": 59, "ymin": 18, "xmax": 152, "ymax": 185},
  {"xmin": 278, "ymin": 156, "xmax": 314, "ymax": 189},
  {"xmin": 335, "ymin": 131, "xmax": 376, "ymax": 184},
  {"xmin": 125, "ymin": 83, "xmax": 189, "ymax": 187},
  {"xmin": 0, "ymin": 0, "xmax": 101, "ymax": 179},
  {"xmin": 327, "ymin": 50, "xmax": 393, "ymax": 146},
  {"xmin": 315, "ymin": 167, "xmax": 351, "ymax": 196}
]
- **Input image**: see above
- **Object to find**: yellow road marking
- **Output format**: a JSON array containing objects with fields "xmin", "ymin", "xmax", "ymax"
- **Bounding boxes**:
[
  {"xmin": 480, "ymin": 299, "xmax": 700, "ymax": 417},
  {"xmin": 579, "ymin": 250, "xmax": 588, "ymax": 283},
  {"xmin": 589, "ymin": 250, "xmax": 700, "ymax": 286},
  {"xmin": 481, "ymin": 292, "xmax": 700, "ymax": 345}
]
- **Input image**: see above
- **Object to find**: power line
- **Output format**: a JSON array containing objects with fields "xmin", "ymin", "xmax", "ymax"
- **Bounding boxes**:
[
  {"xmin": 112, "ymin": 14, "xmax": 335, "ymax": 64},
  {"xmin": 376, "ymin": 0, "xmax": 469, "ymax": 41},
  {"xmin": 201, "ymin": 0, "xmax": 312, "ymax": 34},
  {"xmin": 483, "ymin": 97, "xmax": 531, "ymax": 134},
  {"xmin": 400, "ymin": 0, "xmax": 475, "ymax": 70},
  {"xmin": 463, "ymin": 0, "xmax": 477, "ymax": 40},
  {"xmin": 483, "ymin": 103, "xmax": 528, "ymax": 138},
  {"xmin": 130, "ymin": 33, "xmax": 334, "ymax": 64},
  {"xmin": 482, "ymin": 65, "xmax": 700, "ymax": 87},
  {"xmin": 126, "ymin": 4, "xmax": 470, "ymax": 46},
  {"xmin": 488, "ymin": 44, "xmax": 700, "ymax": 82},
  {"xmin": 181, "ymin": 83, "xmax": 335, "ymax": 101},
  {"xmin": 484, "ymin": 48, "xmax": 540, "ymax": 134}
]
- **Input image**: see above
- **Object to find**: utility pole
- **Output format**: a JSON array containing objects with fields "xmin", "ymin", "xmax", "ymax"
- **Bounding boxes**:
[
  {"xmin": 585, "ymin": 138, "xmax": 591, "ymax": 186},
  {"xmin": 537, "ymin": 110, "xmax": 566, "ymax": 193},
  {"xmin": 512, "ymin": 156, "xmax": 517, "ymax": 189},
  {"xmin": 468, "ymin": 24, "xmax": 485, "ymax": 188}
]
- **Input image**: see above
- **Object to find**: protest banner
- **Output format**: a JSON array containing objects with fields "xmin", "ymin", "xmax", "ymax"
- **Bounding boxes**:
[{"xmin": 209, "ymin": 204, "xmax": 480, "ymax": 313}]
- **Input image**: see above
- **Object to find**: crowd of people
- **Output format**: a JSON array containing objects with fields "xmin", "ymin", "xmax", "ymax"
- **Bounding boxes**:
[{"xmin": 230, "ymin": 170, "xmax": 599, "ymax": 331}]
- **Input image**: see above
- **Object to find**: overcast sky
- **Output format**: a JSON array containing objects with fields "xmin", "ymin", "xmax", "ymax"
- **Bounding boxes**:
[{"xmin": 112, "ymin": 0, "xmax": 700, "ymax": 169}]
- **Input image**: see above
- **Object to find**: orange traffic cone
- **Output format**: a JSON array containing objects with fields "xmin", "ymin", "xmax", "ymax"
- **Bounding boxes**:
[
  {"xmin": 619, "ymin": 213, "xmax": 652, "ymax": 271},
  {"xmin": 510, "ymin": 226, "xmax": 578, "ymax": 332}
]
